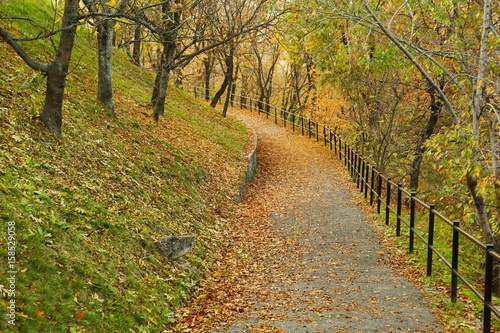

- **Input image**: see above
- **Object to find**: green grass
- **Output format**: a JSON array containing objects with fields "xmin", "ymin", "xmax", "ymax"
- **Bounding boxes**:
[{"xmin": 0, "ymin": 1, "xmax": 248, "ymax": 332}]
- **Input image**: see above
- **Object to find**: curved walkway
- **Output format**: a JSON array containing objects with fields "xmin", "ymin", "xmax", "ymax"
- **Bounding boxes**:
[{"xmin": 176, "ymin": 107, "xmax": 444, "ymax": 332}]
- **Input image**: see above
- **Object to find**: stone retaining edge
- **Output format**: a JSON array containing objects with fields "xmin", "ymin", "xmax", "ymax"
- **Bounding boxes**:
[{"xmin": 237, "ymin": 126, "xmax": 258, "ymax": 202}]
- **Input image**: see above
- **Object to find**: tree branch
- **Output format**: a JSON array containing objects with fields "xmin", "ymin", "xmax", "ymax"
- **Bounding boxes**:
[
  {"xmin": 363, "ymin": 2, "xmax": 461, "ymax": 125},
  {"xmin": 0, "ymin": 28, "xmax": 48, "ymax": 73}
]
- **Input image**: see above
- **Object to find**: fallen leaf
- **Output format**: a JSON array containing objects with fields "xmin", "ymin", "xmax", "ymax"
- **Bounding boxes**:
[{"xmin": 74, "ymin": 309, "xmax": 85, "ymax": 320}]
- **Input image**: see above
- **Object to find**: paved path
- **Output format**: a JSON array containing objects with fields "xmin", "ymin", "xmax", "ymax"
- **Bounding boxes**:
[{"xmin": 216, "ymin": 109, "xmax": 444, "ymax": 332}]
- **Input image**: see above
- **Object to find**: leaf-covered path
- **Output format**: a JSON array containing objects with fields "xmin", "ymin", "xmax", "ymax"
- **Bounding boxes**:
[{"xmin": 174, "ymin": 107, "xmax": 444, "ymax": 332}]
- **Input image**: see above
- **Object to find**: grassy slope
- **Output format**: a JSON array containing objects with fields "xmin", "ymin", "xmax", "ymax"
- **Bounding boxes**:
[{"xmin": 0, "ymin": 2, "xmax": 247, "ymax": 332}]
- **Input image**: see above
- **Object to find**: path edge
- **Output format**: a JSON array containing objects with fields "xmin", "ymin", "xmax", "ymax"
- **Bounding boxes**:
[{"xmin": 237, "ymin": 125, "xmax": 258, "ymax": 202}]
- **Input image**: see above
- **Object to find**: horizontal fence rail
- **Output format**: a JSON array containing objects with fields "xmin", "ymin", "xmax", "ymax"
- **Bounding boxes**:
[{"xmin": 185, "ymin": 84, "xmax": 500, "ymax": 332}]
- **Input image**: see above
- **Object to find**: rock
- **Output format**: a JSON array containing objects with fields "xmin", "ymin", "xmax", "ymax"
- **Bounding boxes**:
[{"xmin": 157, "ymin": 235, "xmax": 194, "ymax": 260}]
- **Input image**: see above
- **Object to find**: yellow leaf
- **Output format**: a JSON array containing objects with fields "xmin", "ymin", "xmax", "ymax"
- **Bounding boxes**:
[
  {"xmin": 148, "ymin": 315, "xmax": 158, "ymax": 325},
  {"xmin": 17, "ymin": 312, "xmax": 28, "ymax": 319}
]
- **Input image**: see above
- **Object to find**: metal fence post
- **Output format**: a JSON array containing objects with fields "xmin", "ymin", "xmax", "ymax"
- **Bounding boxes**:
[
  {"xmin": 274, "ymin": 106, "xmax": 277, "ymax": 124},
  {"xmin": 330, "ymin": 131, "xmax": 337, "ymax": 155},
  {"xmin": 396, "ymin": 184, "xmax": 402, "ymax": 236},
  {"xmin": 386, "ymin": 178, "xmax": 391, "ymax": 225},
  {"xmin": 339, "ymin": 137, "xmax": 342, "ymax": 161},
  {"xmin": 292, "ymin": 114, "xmax": 295, "ymax": 132},
  {"xmin": 360, "ymin": 159, "xmax": 365, "ymax": 193},
  {"xmin": 323, "ymin": 126, "xmax": 327, "ymax": 146},
  {"xmin": 365, "ymin": 163, "xmax": 369, "ymax": 198},
  {"xmin": 308, "ymin": 119, "xmax": 312, "ymax": 139},
  {"xmin": 352, "ymin": 148, "xmax": 356, "ymax": 178},
  {"xmin": 377, "ymin": 172, "xmax": 382, "ymax": 214},
  {"xmin": 348, "ymin": 146, "xmax": 352, "ymax": 175},
  {"xmin": 451, "ymin": 221, "xmax": 460, "ymax": 303},
  {"xmin": 427, "ymin": 204, "xmax": 436, "ymax": 277},
  {"xmin": 344, "ymin": 142, "xmax": 347, "ymax": 166},
  {"xmin": 351, "ymin": 149, "xmax": 355, "ymax": 179},
  {"xmin": 316, "ymin": 122, "xmax": 319, "ymax": 142},
  {"xmin": 370, "ymin": 166, "xmax": 375, "ymax": 204},
  {"xmin": 301, "ymin": 116, "xmax": 304, "ymax": 136},
  {"xmin": 357, "ymin": 155, "xmax": 362, "ymax": 187},
  {"xmin": 410, "ymin": 192, "xmax": 416, "ymax": 253}
]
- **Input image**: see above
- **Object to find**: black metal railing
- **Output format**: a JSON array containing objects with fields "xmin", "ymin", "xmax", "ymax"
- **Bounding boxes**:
[{"xmin": 186, "ymin": 84, "xmax": 500, "ymax": 332}]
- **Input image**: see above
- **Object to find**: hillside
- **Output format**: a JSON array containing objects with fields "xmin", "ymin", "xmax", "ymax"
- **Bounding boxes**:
[{"xmin": 0, "ymin": 2, "xmax": 248, "ymax": 332}]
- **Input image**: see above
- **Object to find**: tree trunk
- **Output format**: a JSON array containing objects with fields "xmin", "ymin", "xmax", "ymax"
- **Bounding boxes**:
[
  {"xmin": 221, "ymin": 49, "xmax": 234, "ymax": 117},
  {"xmin": 210, "ymin": 50, "xmax": 234, "ymax": 109},
  {"xmin": 84, "ymin": 0, "xmax": 126, "ymax": 116},
  {"xmin": 230, "ymin": 64, "xmax": 239, "ymax": 107},
  {"xmin": 40, "ymin": 0, "xmax": 79, "ymax": 136},
  {"xmin": 151, "ymin": 55, "xmax": 163, "ymax": 106},
  {"xmin": 222, "ymin": 80, "xmax": 232, "ymax": 118},
  {"xmin": 409, "ymin": 85, "xmax": 442, "ymax": 190},
  {"xmin": 203, "ymin": 56, "xmax": 213, "ymax": 101},
  {"xmin": 152, "ymin": 39, "xmax": 176, "ymax": 121},
  {"xmin": 97, "ymin": 6, "xmax": 115, "ymax": 116},
  {"xmin": 210, "ymin": 76, "xmax": 229, "ymax": 108},
  {"xmin": 152, "ymin": 67, "xmax": 170, "ymax": 121},
  {"xmin": 466, "ymin": 172, "xmax": 500, "ymax": 292},
  {"xmin": 467, "ymin": 0, "xmax": 500, "ymax": 294},
  {"xmin": 133, "ymin": 24, "xmax": 142, "ymax": 65},
  {"xmin": 151, "ymin": 0, "xmax": 181, "ymax": 121},
  {"xmin": 174, "ymin": 67, "xmax": 183, "ymax": 87}
]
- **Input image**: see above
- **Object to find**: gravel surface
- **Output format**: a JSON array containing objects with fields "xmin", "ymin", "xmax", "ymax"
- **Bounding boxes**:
[{"xmin": 210, "ymin": 108, "xmax": 445, "ymax": 333}]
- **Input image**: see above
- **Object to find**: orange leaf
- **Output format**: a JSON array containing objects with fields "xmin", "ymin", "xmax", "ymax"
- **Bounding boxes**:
[
  {"xmin": 74, "ymin": 309, "xmax": 85, "ymax": 320},
  {"xmin": 35, "ymin": 309, "xmax": 44, "ymax": 318}
]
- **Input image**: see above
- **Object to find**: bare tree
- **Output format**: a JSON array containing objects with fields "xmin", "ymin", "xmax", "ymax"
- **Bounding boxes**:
[
  {"xmin": 135, "ymin": 0, "xmax": 284, "ymax": 120},
  {"xmin": 250, "ymin": 30, "xmax": 280, "ymax": 115},
  {"xmin": 210, "ymin": 42, "xmax": 235, "ymax": 118}
]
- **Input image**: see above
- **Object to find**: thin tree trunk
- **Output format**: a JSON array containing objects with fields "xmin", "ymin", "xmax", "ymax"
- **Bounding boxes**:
[
  {"xmin": 133, "ymin": 24, "xmax": 142, "ymax": 65},
  {"xmin": 152, "ymin": 39, "xmax": 177, "ymax": 120},
  {"xmin": 85, "ymin": 0, "xmax": 126, "ymax": 116},
  {"xmin": 151, "ymin": 0, "xmax": 181, "ymax": 121},
  {"xmin": 152, "ymin": 67, "xmax": 170, "ymax": 121},
  {"xmin": 469, "ymin": 0, "xmax": 500, "ymax": 294},
  {"xmin": 97, "ymin": 7, "xmax": 115, "ymax": 116},
  {"xmin": 230, "ymin": 64, "xmax": 239, "ymax": 107},
  {"xmin": 409, "ymin": 85, "xmax": 442, "ymax": 190},
  {"xmin": 211, "ymin": 50, "xmax": 234, "ymax": 109},
  {"xmin": 222, "ymin": 80, "xmax": 232, "ymax": 118},
  {"xmin": 151, "ymin": 55, "xmax": 164, "ymax": 106},
  {"xmin": 210, "ymin": 76, "xmax": 229, "ymax": 108},
  {"xmin": 203, "ymin": 56, "xmax": 212, "ymax": 101}
]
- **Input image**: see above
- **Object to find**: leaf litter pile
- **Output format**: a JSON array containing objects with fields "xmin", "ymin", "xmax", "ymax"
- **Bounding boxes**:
[{"xmin": 172, "ymin": 107, "xmax": 446, "ymax": 333}]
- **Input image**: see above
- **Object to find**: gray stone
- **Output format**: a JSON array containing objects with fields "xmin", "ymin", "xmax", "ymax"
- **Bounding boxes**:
[{"xmin": 156, "ymin": 235, "xmax": 194, "ymax": 260}]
